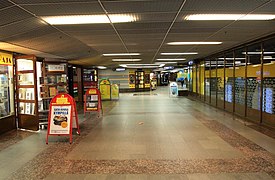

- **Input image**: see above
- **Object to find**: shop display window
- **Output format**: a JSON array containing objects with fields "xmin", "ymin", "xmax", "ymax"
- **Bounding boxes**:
[
  {"xmin": 0, "ymin": 65, "xmax": 14, "ymax": 118},
  {"xmin": 17, "ymin": 59, "xmax": 33, "ymax": 71},
  {"xmin": 18, "ymin": 73, "xmax": 34, "ymax": 85}
]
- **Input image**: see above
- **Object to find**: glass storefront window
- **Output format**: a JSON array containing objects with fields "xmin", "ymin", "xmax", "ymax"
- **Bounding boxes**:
[
  {"xmin": 210, "ymin": 58, "xmax": 217, "ymax": 106},
  {"xmin": 246, "ymin": 43, "xmax": 262, "ymax": 122},
  {"xmin": 225, "ymin": 52, "xmax": 234, "ymax": 112},
  {"xmin": 199, "ymin": 61, "xmax": 205, "ymax": 100},
  {"xmin": 0, "ymin": 63, "xmax": 14, "ymax": 118},
  {"xmin": 263, "ymin": 37, "xmax": 275, "ymax": 126},
  {"xmin": 205, "ymin": 59, "xmax": 211, "ymax": 103},
  {"xmin": 234, "ymin": 48, "xmax": 246, "ymax": 116},
  {"xmin": 217, "ymin": 55, "xmax": 225, "ymax": 109}
]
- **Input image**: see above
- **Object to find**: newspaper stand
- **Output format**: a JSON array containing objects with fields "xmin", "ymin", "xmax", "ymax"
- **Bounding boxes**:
[
  {"xmin": 46, "ymin": 93, "xmax": 80, "ymax": 144},
  {"xmin": 84, "ymin": 88, "xmax": 103, "ymax": 118}
]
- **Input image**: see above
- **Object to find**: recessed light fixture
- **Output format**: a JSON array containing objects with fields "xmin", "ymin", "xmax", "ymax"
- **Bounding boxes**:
[
  {"xmin": 167, "ymin": 42, "xmax": 222, "ymax": 45},
  {"xmin": 243, "ymin": 52, "xmax": 275, "ymax": 55},
  {"xmin": 156, "ymin": 58, "xmax": 186, "ymax": 61},
  {"xmin": 119, "ymin": 64, "xmax": 159, "ymax": 69},
  {"xmin": 184, "ymin": 14, "xmax": 275, "ymax": 21},
  {"xmin": 218, "ymin": 58, "xmax": 245, "ymax": 60},
  {"xmin": 41, "ymin": 14, "xmax": 137, "ymax": 25},
  {"xmin": 97, "ymin": 66, "xmax": 107, "ymax": 69},
  {"xmin": 112, "ymin": 59, "xmax": 141, "ymax": 62},
  {"xmin": 154, "ymin": 62, "xmax": 177, "ymax": 64},
  {"xmin": 161, "ymin": 52, "xmax": 198, "ymax": 55},
  {"xmin": 103, "ymin": 53, "xmax": 140, "ymax": 56}
]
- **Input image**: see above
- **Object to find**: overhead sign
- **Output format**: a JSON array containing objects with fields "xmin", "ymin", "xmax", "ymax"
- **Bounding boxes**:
[
  {"xmin": 0, "ymin": 52, "xmax": 13, "ymax": 66},
  {"xmin": 48, "ymin": 64, "xmax": 65, "ymax": 72}
]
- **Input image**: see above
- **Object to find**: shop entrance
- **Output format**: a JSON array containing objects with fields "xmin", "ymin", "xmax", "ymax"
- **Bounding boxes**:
[{"xmin": 15, "ymin": 55, "xmax": 39, "ymax": 131}]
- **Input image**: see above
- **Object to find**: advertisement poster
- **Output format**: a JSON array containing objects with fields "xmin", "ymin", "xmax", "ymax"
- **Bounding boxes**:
[
  {"xmin": 111, "ymin": 84, "xmax": 119, "ymax": 100},
  {"xmin": 170, "ymin": 82, "xmax": 178, "ymax": 97},
  {"xmin": 99, "ymin": 79, "xmax": 111, "ymax": 100},
  {"xmin": 100, "ymin": 84, "xmax": 111, "ymax": 100},
  {"xmin": 49, "ymin": 105, "xmax": 71, "ymax": 134}
]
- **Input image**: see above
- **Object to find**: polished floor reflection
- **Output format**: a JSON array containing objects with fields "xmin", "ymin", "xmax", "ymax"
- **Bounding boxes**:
[{"xmin": 1, "ymin": 87, "xmax": 275, "ymax": 180}]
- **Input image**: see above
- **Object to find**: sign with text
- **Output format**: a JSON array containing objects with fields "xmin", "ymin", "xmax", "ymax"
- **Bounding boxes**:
[
  {"xmin": 49, "ymin": 105, "xmax": 71, "ymax": 134},
  {"xmin": 48, "ymin": 64, "xmax": 65, "ymax": 72},
  {"xmin": 170, "ymin": 82, "xmax": 178, "ymax": 97},
  {"xmin": 46, "ymin": 93, "xmax": 80, "ymax": 144},
  {"xmin": 84, "ymin": 88, "xmax": 103, "ymax": 117},
  {"xmin": 0, "ymin": 52, "xmax": 13, "ymax": 66}
]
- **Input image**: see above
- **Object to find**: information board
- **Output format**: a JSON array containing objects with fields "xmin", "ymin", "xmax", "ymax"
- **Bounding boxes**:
[
  {"xmin": 170, "ymin": 82, "xmax": 178, "ymax": 97},
  {"xmin": 111, "ymin": 84, "xmax": 119, "ymax": 100},
  {"xmin": 46, "ymin": 93, "xmax": 80, "ymax": 144},
  {"xmin": 99, "ymin": 79, "xmax": 111, "ymax": 100},
  {"xmin": 84, "ymin": 88, "xmax": 103, "ymax": 117}
]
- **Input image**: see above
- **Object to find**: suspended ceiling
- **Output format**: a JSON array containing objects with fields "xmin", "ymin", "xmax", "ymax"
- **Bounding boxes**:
[{"xmin": 0, "ymin": 0, "xmax": 275, "ymax": 67}]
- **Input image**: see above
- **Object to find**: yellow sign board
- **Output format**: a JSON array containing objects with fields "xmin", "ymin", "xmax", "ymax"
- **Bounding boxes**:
[
  {"xmin": 111, "ymin": 84, "xmax": 119, "ymax": 99},
  {"xmin": 0, "ymin": 52, "xmax": 13, "ymax": 66},
  {"xmin": 89, "ymin": 89, "xmax": 97, "ymax": 94},
  {"xmin": 56, "ymin": 95, "xmax": 70, "ymax": 104},
  {"xmin": 100, "ymin": 84, "xmax": 111, "ymax": 100}
]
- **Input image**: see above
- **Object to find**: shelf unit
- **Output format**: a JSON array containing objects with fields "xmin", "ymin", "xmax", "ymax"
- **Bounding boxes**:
[
  {"xmin": 82, "ymin": 68, "xmax": 98, "ymax": 94},
  {"xmin": 39, "ymin": 61, "xmax": 68, "ymax": 128}
]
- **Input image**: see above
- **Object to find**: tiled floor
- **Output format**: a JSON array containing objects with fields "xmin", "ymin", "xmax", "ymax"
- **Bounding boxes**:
[{"xmin": 1, "ymin": 87, "xmax": 275, "ymax": 180}]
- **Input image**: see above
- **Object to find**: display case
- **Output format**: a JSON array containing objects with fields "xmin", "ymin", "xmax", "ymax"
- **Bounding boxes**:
[
  {"xmin": 83, "ymin": 68, "xmax": 98, "ymax": 94},
  {"xmin": 135, "ymin": 71, "xmax": 144, "ymax": 89},
  {"xmin": 15, "ymin": 55, "xmax": 39, "ymax": 131},
  {"xmin": 40, "ymin": 61, "xmax": 68, "ymax": 110},
  {"xmin": 0, "ymin": 67, "xmax": 13, "ymax": 117}
]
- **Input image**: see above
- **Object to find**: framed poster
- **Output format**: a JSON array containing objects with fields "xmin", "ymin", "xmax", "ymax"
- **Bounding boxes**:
[{"xmin": 49, "ymin": 105, "xmax": 71, "ymax": 134}]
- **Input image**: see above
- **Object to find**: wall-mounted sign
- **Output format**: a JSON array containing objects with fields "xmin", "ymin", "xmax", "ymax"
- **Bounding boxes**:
[
  {"xmin": 164, "ymin": 66, "xmax": 174, "ymax": 70},
  {"xmin": 48, "ymin": 64, "xmax": 65, "ymax": 72},
  {"xmin": 188, "ymin": 61, "xmax": 194, "ymax": 65},
  {"xmin": 0, "ymin": 52, "xmax": 13, "ymax": 66}
]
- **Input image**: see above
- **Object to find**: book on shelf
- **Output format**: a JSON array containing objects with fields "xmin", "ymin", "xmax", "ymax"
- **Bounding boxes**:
[{"xmin": 49, "ymin": 87, "xmax": 57, "ymax": 97}]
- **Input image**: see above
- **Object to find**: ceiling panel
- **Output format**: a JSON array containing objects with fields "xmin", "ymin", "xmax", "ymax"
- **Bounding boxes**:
[
  {"xmin": 0, "ymin": 6, "xmax": 33, "ymax": 26},
  {"xmin": 103, "ymin": 0, "xmax": 183, "ymax": 13},
  {"xmin": 0, "ymin": 1, "xmax": 14, "ymax": 9},
  {"xmin": 0, "ymin": 0, "xmax": 274, "ymax": 66},
  {"xmin": 11, "ymin": 0, "xmax": 97, "ymax": 4},
  {"xmin": 0, "ymin": 17, "xmax": 47, "ymax": 40},
  {"xmin": 21, "ymin": 2, "xmax": 103, "ymax": 16},
  {"xmin": 182, "ymin": 0, "xmax": 270, "ymax": 12}
]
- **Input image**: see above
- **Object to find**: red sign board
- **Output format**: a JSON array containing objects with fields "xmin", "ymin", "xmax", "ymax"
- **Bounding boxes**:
[
  {"xmin": 46, "ymin": 93, "xmax": 80, "ymax": 144},
  {"xmin": 84, "ymin": 88, "xmax": 103, "ymax": 118}
]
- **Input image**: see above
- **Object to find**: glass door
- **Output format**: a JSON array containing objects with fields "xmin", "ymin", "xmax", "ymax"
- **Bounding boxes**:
[{"xmin": 15, "ymin": 55, "xmax": 39, "ymax": 131}]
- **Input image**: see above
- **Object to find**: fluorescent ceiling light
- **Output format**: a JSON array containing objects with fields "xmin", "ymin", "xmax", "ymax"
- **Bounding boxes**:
[
  {"xmin": 218, "ymin": 58, "xmax": 245, "ymax": 60},
  {"xmin": 103, "ymin": 53, "xmax": 140, "ymax": 56},
  {"xmin": 159, "ymin": 64, "xmax": 165, "ymax": 67},
  {"xmin": 184, "ymin": 14, "xmax": 275, "ymax": 21},
  {"xmin": 119, "ymin": 64, "xmax": 127, "ymax": 68},
  {"xmin": 264, "ymin": 56, "xmax": 275, "ymax": 60},
  {"xmin": 124, "ymin": 64, "xmax": 158, "ymax": 66},
  {"xmin": 243, "ymin": 52, "xmax": 275, "ymax": 55},
  {"xmin": 112, "ymin": 59, "xmax": 141, "ymax": 62},
  {"xmin": 97, "ymin": 66, "xmax": 107, "ymax": 69},
  {"xmin": 168, "ymin": 42, "xmax": 222, "ymax": 45},
  {"xmin": 41, "ymin": 14, "xmax": 137, "ymax": 25},
  {"xmin": 161, "ymin": 52, "xmax": 198, "ymax": 55},
  {"xmin": 157, "ymin": 58, "xmax": 186, "ymax": 61},
  {"xmin": 155, "ymin": 62, "xmax": 177, "ymax": 64}
]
